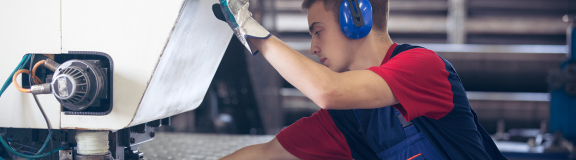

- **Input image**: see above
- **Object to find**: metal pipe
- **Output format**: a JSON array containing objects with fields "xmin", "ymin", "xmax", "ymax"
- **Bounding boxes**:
[
  {"xmin": 30, "ymin": 83, "xmax": 52, "ymax": 94},
  {"xmin": 43, "ymin": 58, "xmax": 60, "ymax": 72}
]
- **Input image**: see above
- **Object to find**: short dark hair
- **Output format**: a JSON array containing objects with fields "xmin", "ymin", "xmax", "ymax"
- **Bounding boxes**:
[{"xmin": 302, "ymin": 0, "xmax": 389, "ymax": 32}]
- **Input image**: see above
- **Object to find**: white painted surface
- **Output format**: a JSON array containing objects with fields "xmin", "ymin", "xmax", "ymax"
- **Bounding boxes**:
[
  {"xmin": 59, "ymin": 0, "xmax": 186, "ymax": 130},
  {"xmin": 0, "ymin": 1, "xmax": 62, "ymax": 129},
  {"xmin": 1, "ymin": 0, "xmax": 233, "ymax": 130}
]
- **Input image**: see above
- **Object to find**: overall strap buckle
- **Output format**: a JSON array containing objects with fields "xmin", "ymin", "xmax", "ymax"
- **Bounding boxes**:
[{"xmin": 395, "ymin": 110, "xmax": 418, "ymax": 137}]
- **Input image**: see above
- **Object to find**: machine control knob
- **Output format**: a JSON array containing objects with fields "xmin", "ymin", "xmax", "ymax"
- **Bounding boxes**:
[{"xmin": 51, "ymin": 60, "xmax": 106, "ymax": 111}]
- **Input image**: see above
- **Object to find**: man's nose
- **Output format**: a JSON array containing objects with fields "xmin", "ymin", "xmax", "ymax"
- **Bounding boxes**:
[{"xmin": 310, "ymin": 46, "xmax": 320, "ymax": 56}]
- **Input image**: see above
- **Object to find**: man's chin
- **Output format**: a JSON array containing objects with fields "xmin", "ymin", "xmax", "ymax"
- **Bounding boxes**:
[{"xmin": 329, "ymin": 66, "xmax": 347, "ymax": 73}]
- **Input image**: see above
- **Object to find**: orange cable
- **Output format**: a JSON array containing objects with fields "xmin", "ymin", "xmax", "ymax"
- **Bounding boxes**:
[
  {"xmin": 12, "ymin": 69, "xmax": 32, "ymax": 93},
  {"xmin": 31, "ymin": 60, "xmax": 45, "ymax": 85}
]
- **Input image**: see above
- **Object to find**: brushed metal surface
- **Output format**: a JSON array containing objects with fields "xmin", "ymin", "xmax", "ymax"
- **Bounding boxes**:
[{"xmin": 139, "ymin": 133, "xmax": 274, "ymax": 160}]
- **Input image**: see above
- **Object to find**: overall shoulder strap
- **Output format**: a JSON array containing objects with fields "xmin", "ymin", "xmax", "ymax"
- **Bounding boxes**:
[{"xmin": 390, "ymin": 44, "xmax": 424, "ymax": 59}]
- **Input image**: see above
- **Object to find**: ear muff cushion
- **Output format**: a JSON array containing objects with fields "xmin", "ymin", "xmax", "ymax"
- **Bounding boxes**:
[{"xmin": 339, "ymin": 0, "xmax": 373, "ymax": 39}]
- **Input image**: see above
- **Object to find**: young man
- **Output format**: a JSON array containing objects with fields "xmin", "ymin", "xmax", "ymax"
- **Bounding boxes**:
[{"xmin": 214, "ymin": 0, "xmax": 507, "ymax": 159}]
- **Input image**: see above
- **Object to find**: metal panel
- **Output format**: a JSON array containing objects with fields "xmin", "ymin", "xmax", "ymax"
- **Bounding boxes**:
[
  {"xmin": 139, "ymin": 133, "xmax": 274, "ymax": 160},
  {"xmin": 58, "ymin": 0, "xmax": 187, "ymax": 130},
  {"xmin": 0, "ymin": 0, "xmax": 62, "ymax": 129},
  {"xmin": 130, "ymin": 0, "xmax": 233, "ymax": 127}
]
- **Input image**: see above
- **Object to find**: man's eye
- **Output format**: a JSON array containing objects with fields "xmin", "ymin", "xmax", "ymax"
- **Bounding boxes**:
[{"xmin": 315, "ymin": 30, "xmax": 321, "ymax": 36}]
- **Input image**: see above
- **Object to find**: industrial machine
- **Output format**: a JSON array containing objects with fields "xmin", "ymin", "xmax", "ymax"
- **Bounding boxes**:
[{"xmin": 0, "ymin": 0, "xmax": 232, "ymax": 159}]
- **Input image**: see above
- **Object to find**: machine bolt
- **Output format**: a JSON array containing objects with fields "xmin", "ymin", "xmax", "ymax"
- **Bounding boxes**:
[
  {"xmin": 150, "ymin": 132, "xmax": 155, "ymax": 138},
  {"xmin": 129, "ymin": 137, "xmax": 135, "ymax": 144}
]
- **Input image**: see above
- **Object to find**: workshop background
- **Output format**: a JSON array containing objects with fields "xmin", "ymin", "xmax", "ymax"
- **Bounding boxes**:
[{"xmin": 148, "ymin": 0, "xmax": 575, "ymax": 159}]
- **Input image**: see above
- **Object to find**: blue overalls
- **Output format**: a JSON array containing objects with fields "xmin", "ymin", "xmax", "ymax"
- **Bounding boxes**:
[
  {"xmin": 326, "ymin": 43, "xmax": 505, "ymax": 160},
  {"xmin": 353, "ymin": 107, "xmax": 444, "ymax": 160}
]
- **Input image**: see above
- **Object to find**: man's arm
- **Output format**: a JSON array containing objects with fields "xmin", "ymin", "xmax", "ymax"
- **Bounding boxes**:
[
  {"xmin": 220, "ymin": 137, "xmax": 299, "ymax": 160},
  {"xmin": 248, "ymin": 36, "xmax": 398, "ymax": 110}
]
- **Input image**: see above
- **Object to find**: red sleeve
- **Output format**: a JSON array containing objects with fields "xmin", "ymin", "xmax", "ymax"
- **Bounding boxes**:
[
  {"xmin": 368, "ymin": 48, "xmax": 454, "ymax": 121},
  {"xmin": 276, "ymin": 109, "xmax": 352, "ymax": 160}
]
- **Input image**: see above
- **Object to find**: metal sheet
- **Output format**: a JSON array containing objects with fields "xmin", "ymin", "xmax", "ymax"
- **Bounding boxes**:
[
  {"xmin": 1, "ymin": 0, "xmax": 232, "ymax": 130},
  {"xmin": 0, "ymin": 0, "xmax": 62, "ymax": 129},
  {"xmin": 129, "ymin": 0, "xmax": 233, "ymax": 127},
  {"xmin": 139, "ymin": 133, "xmax": 274, "ymax": 160}
]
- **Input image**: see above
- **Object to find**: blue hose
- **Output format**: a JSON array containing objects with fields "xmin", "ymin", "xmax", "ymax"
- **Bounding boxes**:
[
  {"xmin": 0, "ymin": 54, "xmax": 31, "ymax": 97},
  {"xmin": 34, "ymin": 131, "xmax": 52, "ymax": 155},
  {"xmin": 0, "ymin": 54, "xmax": 61, "ymax": 159},
  {"xmin": 0, "ymin": 134, "xmax": 62, "ymax": 159}
]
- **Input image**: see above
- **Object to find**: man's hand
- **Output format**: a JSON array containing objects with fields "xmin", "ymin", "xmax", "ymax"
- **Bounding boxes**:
[{"xmin": 212, "ymin": 0, "xmax": 271, "ymax": 54}]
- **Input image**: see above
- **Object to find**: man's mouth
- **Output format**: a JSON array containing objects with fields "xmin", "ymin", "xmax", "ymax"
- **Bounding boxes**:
[{"xmin": 319, "ymin": 58, "xmax": 327, "ymax": 64}]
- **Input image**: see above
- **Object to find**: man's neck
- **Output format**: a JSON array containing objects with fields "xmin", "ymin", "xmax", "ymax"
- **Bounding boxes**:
[{"xmin": 348, "ymin": 32, "xmax": 393, "ymax": 71}]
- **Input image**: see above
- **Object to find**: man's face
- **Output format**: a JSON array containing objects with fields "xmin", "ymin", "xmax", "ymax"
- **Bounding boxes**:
[{"xmin": 308, "ymin": 1, "xmax": 353, "ymax": 72}]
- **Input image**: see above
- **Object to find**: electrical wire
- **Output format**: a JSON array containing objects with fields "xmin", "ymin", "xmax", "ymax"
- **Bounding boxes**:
[
  {"xmin": 0, "ymin": 55, "xmax": 30, "ymax": 97},
  {"xmin": 0, "ymin": 55, "xmax": 61, "ymax": 160},
  {"xmin": 32, "ymin": 94, "xmax": 56, "ymax": 160},
  {"xmin": 31, "ymin": 60, "xmax": 46, "ymax": 85},
  {"xmin": 35, "ymin": 130, "xmax": 52, "ymax": 155},
  {"xmin": 0, "ymin": 138, "xmax": 62, "ymax": 159},
  {"xmin": 12, "ymin": 69, "xmax": 32, "ymax": 93},
  {"xmin": 0, "ymin": 110, "xmax": 60, "ymax": 157},
  {"xmin": 0, "ymin": 54, "xmax": 29, "ymax": 159},
  {"xmin": 11, "ymin": 69, "xmax": 42, "ymax": 93},
  {"xmin": 11, "ymin": 58, "xmax": 44, "ymax": 93},
  {"xmin": 29, "ymin": 54, "xmax": 56, "ymax": 160}
]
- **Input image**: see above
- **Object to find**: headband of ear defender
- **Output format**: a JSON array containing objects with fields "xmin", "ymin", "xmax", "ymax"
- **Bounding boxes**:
[{"xmin": 339, "ymin": 0, "xmax": 373, "ymax": 39}]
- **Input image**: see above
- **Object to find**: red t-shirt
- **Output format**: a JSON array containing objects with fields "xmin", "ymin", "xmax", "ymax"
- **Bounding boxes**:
[
  {"xmin": 368, "ymin": 43, "xmax": 453, "ymax": 121},
  {"xmin": 277, "ymin": 43, "xmax": 455, "ymax": 159}
]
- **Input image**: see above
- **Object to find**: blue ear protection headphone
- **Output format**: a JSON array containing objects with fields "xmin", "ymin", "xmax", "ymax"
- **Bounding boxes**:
[{"xmin": 339, "ymin": 0, "xmax": 373, "ymax": 39}]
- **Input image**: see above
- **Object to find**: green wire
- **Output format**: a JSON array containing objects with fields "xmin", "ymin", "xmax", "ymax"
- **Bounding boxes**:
[
  {"xmin": 0, "ymin": 54, "xmax": 62, "ymax": 159},
  {"xmin": 34, "ymin": 131, "xmax": 52, "ymax": 155},
  {"xmin": 0, "ymin": 134, "xmax": 62, "ymax": 159},
  {"xmin": 0, "ymin": 54, "xmax": 31, "ymax": 97}
]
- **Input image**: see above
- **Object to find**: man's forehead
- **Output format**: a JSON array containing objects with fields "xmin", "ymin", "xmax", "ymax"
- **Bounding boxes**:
[{"xmin": 307, "ymin": 1, "xmax": 334, "ymax": 26}]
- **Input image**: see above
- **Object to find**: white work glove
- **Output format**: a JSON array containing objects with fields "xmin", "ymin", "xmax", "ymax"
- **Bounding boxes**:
[{"xmin": 212, "ymin": 0, "xmax": 271, "ymax": 54}]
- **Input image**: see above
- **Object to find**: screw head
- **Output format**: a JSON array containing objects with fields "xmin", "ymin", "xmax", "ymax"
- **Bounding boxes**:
[{"xmin": 129, "ymin": 137, "xmax": 135, "ymax": 144}]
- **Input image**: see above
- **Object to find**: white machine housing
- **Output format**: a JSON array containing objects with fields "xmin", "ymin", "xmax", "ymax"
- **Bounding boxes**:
[{"xmin": 0, "ymin": 0, "xmax": 233, "ymax": 130}]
